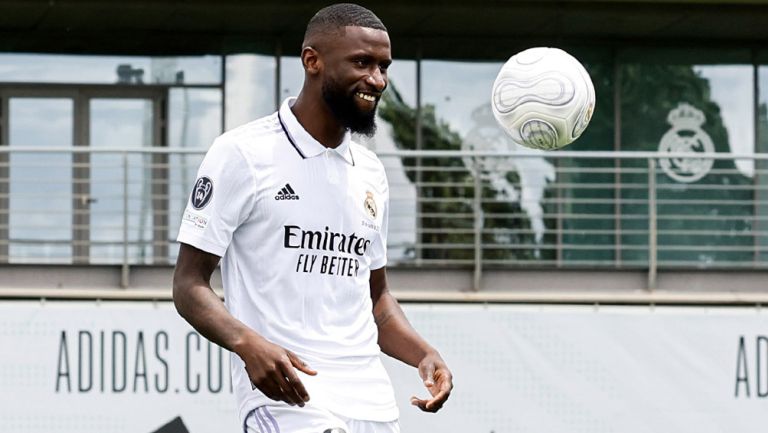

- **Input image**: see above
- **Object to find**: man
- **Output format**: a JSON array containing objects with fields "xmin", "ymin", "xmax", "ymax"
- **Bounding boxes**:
[{"xmin": 173, "ymin": 3, "xmax": 452, "ymax": 433}]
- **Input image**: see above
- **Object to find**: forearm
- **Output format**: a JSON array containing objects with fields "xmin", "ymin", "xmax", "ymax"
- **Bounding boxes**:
[
  {"xmin": 374, "ymin": 291, "xmax": 437, "ymax": 367},
  {"xmin": 173, "ymin": 279, "xmax": 258, "ymax": 354},
  {"xmin": 173, "ymin": 274, "xmax": 316, "ymax": 407}
]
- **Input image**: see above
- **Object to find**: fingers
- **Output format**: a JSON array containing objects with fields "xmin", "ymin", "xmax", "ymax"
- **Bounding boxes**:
[
  {"xmin": 279, "ymin": 362, "xmax": 311, "ymax": 406},
  {"xmin": 427, "ymin": 386, "xmax": 451, "ymax": 410},
  {"xmin": 256, "ymin": 376, "xmax": 285, "ymax": 404},
  {"xmin": 410, "ymin": 389, "xmax": 448, "ymax": 413},
  {"xmin": 410, "ymin": 395, "xmax": 442, "ymax": 413},
  {"xmin": 251, "ymin": 372, "xmax": 306, "ymax": 407},
  {"xmin": 247, "ymin": 351, "xmax": 315, "ymax": 407},
  {"xmin": 410, "ymin": 395, "xmax": 444, "ymax": 413},
  {"xmin": 271, "ymin": 374, "xmax": 307, "ymax": 407},
  {"xmin": 410, "ymin": 396, "xmax": 428, "ymax": 410},
  {"xmin": 411, "ymin": 367, "xmax": 453, "ymax": 413},
  {"xmin": 288, "ymin": 351, "xmax": 317, "ymax": 376}
]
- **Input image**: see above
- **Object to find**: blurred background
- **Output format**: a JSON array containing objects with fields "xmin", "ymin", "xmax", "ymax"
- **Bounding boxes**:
[{"xmin": 2, "ymin": 1, "xmax": 768, "ymax": 432}]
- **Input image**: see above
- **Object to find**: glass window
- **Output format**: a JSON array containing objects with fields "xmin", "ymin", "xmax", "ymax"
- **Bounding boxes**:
[
  {"xmin": 417, "ymin": 60, "xmax": 559, "ymax": 263},
  {"xmin": 619, "ymin": 49, "xmax": 754, "ymax": 266},
  {"xmin": 421, "ymin": 60, "xmax": 503, "ymax": 142},
  {"xmin": 695, "ymin": 65, "xmax": 755, "ymax": 176},
  {"xmin": 0, "ymin": 54, "xmax": 222, "ymax": 85},
  {"xmin": 8, "ymin": 98, "xmax": 73, "ymax": 263},
  {"xmin": 225, "ymin": 54, "xmax": 276, "ymax": 130},
  {"xmin": 169, "ymin": 88, "xmax": 223, "ymax": 150},
  {"xmin": 89, "ymin": 98, "xmax": 155, "ymax": 264},
  {"xmin": 754, "ymin": 64, "xmax": 768, "ymax": 262},
  {"xmin": 279, "ymin": 56, "xmax": 304, "ymax": 102},
  {"xmin": 557, "ymin": 50, "xmax": 616, "ymax": 264},
  {"xmin": 168, "ymin": 89, "xmax": 222, "ymax": 262}
]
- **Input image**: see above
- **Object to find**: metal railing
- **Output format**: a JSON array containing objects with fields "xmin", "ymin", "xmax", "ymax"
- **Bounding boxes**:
[{"xmin": 1, "ymin": 147, "xmax": 767, "ymax": 288}]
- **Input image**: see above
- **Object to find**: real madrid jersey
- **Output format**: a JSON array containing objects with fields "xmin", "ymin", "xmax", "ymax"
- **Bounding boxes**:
[{"xmin": 177, "ymin": 98, "xmax": 398, "ymax": 423}]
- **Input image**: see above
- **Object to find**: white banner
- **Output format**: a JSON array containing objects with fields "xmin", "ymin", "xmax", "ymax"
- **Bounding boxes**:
[
  {"xmin": 0, "ymin": 301, "xmax": 237, "ymax": 433},
  {"xmin": 1, "ymin": 302, "xmax": 767, "ymax": 432}
]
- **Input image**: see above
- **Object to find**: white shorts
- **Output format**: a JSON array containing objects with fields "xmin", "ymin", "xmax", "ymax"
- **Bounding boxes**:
[{"xmin": 243, "ymin": 403, "xmax": 399, "ymax": 433}]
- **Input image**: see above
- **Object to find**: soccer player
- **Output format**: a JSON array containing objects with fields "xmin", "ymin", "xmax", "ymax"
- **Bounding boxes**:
[{"xmin": 172, "ymin": 3, "xmax": 453, "ymax": 433}]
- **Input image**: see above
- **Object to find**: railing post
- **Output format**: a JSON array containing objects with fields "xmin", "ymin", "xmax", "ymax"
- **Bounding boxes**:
[
  {"xmin": 0, "ymin": 150, "xmax": 8, "ymax": 264},
  {"xmin": 555, "ymin": 158, "xmax": 563, "ymax": 268},
  {"xmin": 121, "ymin": 152, "xmax": 130, "ymax": 289},
  {"xmin": 473, "ymin": 160, "xmax": 483, "ymax": 292},
  {"xmin": 647, "ymin": 158, "xmax": 657, "ymax": 291},
  {"xmin": 0, "ymin": 96, "xmax": 9, "ymax": 263}
]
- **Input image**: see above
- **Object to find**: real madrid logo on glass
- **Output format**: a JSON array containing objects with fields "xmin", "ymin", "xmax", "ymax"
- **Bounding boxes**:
[
  {"xmin": 657, "ymin": 102, "xmax": 714, "ymax": 183},
  {"xmin": 364, "ymin": 191, "xmax": 377, "ymax": 219},
  {"xmin": 191, "ymin": 176, "xmax": 213, "ymax": 210}
]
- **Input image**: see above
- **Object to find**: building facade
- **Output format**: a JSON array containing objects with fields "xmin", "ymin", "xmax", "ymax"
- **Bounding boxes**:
[{"xmin": 1, "ymin": 0, "xmax": 768, "ymax": 285}]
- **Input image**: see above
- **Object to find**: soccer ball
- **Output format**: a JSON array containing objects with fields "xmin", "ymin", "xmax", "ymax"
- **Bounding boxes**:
[{"xmin": 491, "ymin": 47, "xmax": 595, "ymax": 150}]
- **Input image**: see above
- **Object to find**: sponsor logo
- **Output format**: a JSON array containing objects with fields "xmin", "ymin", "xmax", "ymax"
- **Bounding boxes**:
[
  {"xmin": 284, "ymin": 225, "xmax": 371, "ymax": 278},
  {"xmin": 182, "ymin": 210, "xmax": 208, "ymax": 229},
  {"xmin": 191, "ymin": 176, "xmax": 213, "ymax": 210},
  {"xmin": 283, "ymin": 225, "xmax": 370, "ymax": 256},
  {"xmin": 364, "ymin": 191, "xmax": 377, "ymax": 218},
  {"xmin": 275, "ymin": 183, "xmax": 300, "ymax": 200},
  {"xmin": 54, "ymin": 329, "xmax": 232, "ymax": 395}
]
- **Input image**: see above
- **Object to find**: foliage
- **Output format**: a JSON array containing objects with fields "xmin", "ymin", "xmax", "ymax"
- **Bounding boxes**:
[
  {"xmin": 379, "ymin": 62, "xmax": 757, "ymax": 266},
  {"xmin": 378, "ymin": 85, "xmax": 538, "ymax": 262}
]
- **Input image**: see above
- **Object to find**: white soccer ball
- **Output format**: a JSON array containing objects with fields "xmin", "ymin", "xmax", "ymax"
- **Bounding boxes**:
[{"xmin": 491, "ymin": 47, "xmax": 596, "ymax": 150}]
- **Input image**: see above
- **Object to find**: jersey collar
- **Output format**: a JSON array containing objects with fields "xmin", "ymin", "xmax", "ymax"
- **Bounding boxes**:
[{"xmin": 278, "ymin": 97, "xmax": 355, "ymax": 166}]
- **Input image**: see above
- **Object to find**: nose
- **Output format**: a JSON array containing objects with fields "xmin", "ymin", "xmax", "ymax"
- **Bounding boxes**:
[{"xmin": 365, "ymin": 68, "xmax": 386, "ymax": 92}]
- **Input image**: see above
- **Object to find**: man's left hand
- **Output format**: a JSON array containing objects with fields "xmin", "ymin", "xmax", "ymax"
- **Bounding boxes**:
[{"xmin": 410, "ymin": 352, "xmax": 453, "ymax": 413}]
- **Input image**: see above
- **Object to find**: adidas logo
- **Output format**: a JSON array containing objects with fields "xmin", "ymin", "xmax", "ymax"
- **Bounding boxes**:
[{"xmin": 275, "ymin": 183, "xmax": 300, "ymax": 200}]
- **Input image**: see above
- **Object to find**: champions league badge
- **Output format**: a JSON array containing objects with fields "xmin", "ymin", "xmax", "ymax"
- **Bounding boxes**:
[
  {"xmin": 191, "ymin": 176, "xmax": 213, "ymax": 210},
  {"xmin": 364, "ymin": 191, "xmax": 377, "ymax": 219},
  {"xmin": 658, "ymin": 103, "xmax": 714, "ymax": 183}
]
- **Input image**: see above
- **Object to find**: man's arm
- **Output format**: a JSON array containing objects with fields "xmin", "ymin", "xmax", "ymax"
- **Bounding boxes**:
[
  {"xmin": 370, "ymin": 267, "xmax": 453, "ymax": 413},
  {"xmin": 173, "ymin": 243, "xmax": 316, "ymax": 406}
]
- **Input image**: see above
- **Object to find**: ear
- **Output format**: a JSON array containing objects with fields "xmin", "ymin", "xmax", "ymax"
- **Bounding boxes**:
[{"xmin": 301, "ymin": 46, "xmax": 322, "ymax": 76}]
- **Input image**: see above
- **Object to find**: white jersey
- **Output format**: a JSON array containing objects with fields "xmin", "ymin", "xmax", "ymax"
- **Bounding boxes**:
[{"xmin": 177, "ymin": 98, "xmax": 398, "ymax": 423}]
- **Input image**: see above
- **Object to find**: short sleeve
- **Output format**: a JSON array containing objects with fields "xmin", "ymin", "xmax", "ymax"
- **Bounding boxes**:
[
  {"xmin": 368, "ymin": 169, "xmax": 389, "ymax": 270},
  {"xmin": 177, "ymin": 138, "xmax": 255, "ymax": 257}
]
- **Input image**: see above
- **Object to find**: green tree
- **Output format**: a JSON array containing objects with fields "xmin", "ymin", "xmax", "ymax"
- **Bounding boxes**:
[
  {"xmin": 378, "ymin": 84, "xmax": 543, "ymax": 262},
  {"xmin": 379, "ymin": 61, "xmax": 756, "ymax": 267},
  {"xmin": 619, "ymin": 64, "xmax": 753, "ymax": 265}
]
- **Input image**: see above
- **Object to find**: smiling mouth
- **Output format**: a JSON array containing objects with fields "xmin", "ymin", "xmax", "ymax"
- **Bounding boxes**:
[{"xmin": 355, "ymin": 92, "xmax": 377, "ymax": 102}]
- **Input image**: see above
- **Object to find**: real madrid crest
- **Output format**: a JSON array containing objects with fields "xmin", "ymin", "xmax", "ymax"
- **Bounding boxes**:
[
  {"xmin": 658, "ymin": 102, "xmax": 714, "ymax": 183},
  {"xmin": 364, "ymin": 191, "xmax": 377, "ymax": 219}
]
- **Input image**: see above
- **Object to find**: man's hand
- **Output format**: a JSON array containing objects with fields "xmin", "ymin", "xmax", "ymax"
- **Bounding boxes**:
[
  {"xmin": 237, "ymin": 334, "xmax": 317, "ymax": 407},
  {"xmin": 410, "ymin": 351, "xmax": 453, "ymax": 413},
  {"xmin": 173, "ymin": 244, "xmax": 316, "ymax": 407}
]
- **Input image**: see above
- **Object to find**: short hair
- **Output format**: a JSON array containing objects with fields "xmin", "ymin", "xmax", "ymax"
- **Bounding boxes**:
[{"xmin": 303, "ymin": 3, "xmax": 387, "ymax": 44}]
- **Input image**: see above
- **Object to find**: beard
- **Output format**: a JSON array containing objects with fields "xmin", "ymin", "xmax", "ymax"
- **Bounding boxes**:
[{"xmin": 321, "ymin": 77, "xmax": 378, "ymax": 137}]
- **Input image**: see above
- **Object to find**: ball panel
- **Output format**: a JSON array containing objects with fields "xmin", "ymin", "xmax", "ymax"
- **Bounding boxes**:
[
  {"xmin": 571, "ymin": 100, "xmax": 595, "ymax": 140},
  {"xmin": 492, "ymin": 74, "xmax": 575, "ymax": 114},
  {"xmin": 520, "ymin": 119, "xmax": 559, "ymax": 150},
  {"xmin": 514, "ymin": 48, "xmax": 548, "ymax": 65}
]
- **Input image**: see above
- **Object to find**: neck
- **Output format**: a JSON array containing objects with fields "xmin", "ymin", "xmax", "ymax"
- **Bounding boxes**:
[{"xmin": 291, "ymin": 91, "xmax": 346, "ymax": 149}]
